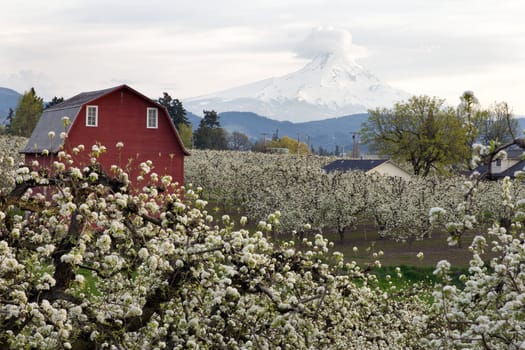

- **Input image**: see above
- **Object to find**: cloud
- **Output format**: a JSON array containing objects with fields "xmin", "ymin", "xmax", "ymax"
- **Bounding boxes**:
[
  {"xmin": 0, "ymin": 70, "xmax": 56, "ymax": 97},
  {"xmin": 293, "ymin": 26, "xmax": 367, "ymax": 59}
]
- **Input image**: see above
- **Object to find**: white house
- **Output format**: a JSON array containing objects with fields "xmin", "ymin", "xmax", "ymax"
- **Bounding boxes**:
[{"xmin": 322, "ymin": 159, "xmax": 411, "ymax": 180}]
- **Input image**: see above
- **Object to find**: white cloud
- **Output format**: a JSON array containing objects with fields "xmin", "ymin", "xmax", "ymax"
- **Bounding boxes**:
[
  {"xmin": 1, "ymin": 0, "xmax": 525, "ymax": 113},
  {"xmin": 293, "ymin": 26, "xmax": 367, "ymax": 60},
  {"xmin": 0, "ymin": 71, "xmax": 56, "ymax": 97}
]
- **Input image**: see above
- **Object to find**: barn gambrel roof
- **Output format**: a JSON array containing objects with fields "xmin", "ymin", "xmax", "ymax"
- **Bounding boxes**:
[
  {"xmin": 21, "ymin": 85, "xmax": 189, "ymax": 155},
  {"xmin": 22, "ymin": 87, "xmax": 119, "ymax": 153}
]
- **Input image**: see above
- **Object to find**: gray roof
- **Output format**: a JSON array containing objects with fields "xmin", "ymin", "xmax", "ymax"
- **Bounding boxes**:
[
  {"xmin": 499, "ymin": 160, "xmax": 525, "ymax": 178},
  {"xmin": 22, "ymin": 86, "xmax": 121, "ymax": 153},
  {"xmin": 323, "ymin": 159, "xmax": 389, "ymax": 173},
  {"xmin": 471, "ymin": 160, "xmax": 525, "ymax": 179}
]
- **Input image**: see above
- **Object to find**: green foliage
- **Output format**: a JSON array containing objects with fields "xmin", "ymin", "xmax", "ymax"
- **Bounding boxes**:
[
  {"xmin": 9, "ymin": 87, "xmax": 43, "ymax": 137},
  {"xmin": 157, "ymin": 92, "xmax": 189, "ymax": 128},
  {"xmin": 44, "ymin": 96, "xmax": 64, "ymax": 109},
  {"xmin": 361, "ymin": 95, "xmax": 470, "ymax": 176},
  {"xmin": 266, "ymin": 135, "xmax": 310, "ymax": 155},
  {"xmin": 194, "ymin": 110, "xmax": 228, "ymax": 150},
  {"xmin": 177, "ymin": 122, "xmax": 193, "ymax": 149}
]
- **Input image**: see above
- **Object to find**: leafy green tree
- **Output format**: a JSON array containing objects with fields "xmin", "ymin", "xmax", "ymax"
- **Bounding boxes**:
[
  {"xmin": 267, "ymin": 135, "xmax": 310, "ymax": 155},
  {"xmin": 10, "ymin": 87, "xmax": 43, "ymax": 137},
  {"xmin": 157, "ymin": 92, "xmax": 189, "ymax": 128},
  {"xmin": 362, "ymin": 95, "xmax": 469, "ymax": 176},
  {"xmin": 194, "ymin": 110, "xmax": 228, "ymax": 150},
  {"xmin": 177, "ymin": 122, "xmax": 193, "ymax": 149},
  {"xmin": 228, "ymin": 131, "xmax": 252, "ymax": 151},
  {"xmin": 45, "ymin": 96, "xmax": 64, "ymax": 109}
]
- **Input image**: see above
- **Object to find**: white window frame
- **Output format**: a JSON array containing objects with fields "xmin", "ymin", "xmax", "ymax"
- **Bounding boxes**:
[
  {"xmin": 147, "ymin": 107, "xmax": 158, "ymax": 129},
  {"xmin": 86, "ymin": 105, "xmax": 98, "ymax": 127}
]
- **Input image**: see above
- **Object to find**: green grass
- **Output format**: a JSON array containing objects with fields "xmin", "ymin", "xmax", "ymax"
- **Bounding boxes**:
[
  {"xmin": 76, "ymin": 268, "xmax": 100, "ymax": 297},
  {"xmin": 373, "ymin": 265, "xmax": 467, "ymax": 287}
]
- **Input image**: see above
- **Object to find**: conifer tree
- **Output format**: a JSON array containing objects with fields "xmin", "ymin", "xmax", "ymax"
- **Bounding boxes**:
[
  {"xmin": 194, "ymin": 110, "xmax": 228, "ymax": 150},
  {"xmin": 157, "ymin": 92, "xmax": 189, "ymax": 128},
  {"xmin": 10, "ymin": 87, "xmax": 43, "ymax": 137}
]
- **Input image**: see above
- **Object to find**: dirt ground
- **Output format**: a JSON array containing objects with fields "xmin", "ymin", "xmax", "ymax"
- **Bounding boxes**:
[{"xmin": 291, "ymin": 223, "xmax": 491, "ymax": 268}]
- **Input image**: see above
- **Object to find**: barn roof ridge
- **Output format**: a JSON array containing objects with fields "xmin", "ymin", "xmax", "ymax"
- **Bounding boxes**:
[
  {"xmin": 22, "ymin": 84, "xmax": 189, "ymax": 156},
  {"xmin": 46, "ymin": 86, "xmax": 122, "ymax": 111}
]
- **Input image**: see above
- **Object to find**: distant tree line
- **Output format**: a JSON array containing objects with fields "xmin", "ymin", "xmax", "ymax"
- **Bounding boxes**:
[{"xmin": 2, "ymin": 88, "xmax": 519, "ymax": 173}]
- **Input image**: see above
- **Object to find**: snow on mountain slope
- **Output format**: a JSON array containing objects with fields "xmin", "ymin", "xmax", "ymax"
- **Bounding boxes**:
[{"xmin": 184, "ymin": 51, "xmax": 410, "ymax": 122}]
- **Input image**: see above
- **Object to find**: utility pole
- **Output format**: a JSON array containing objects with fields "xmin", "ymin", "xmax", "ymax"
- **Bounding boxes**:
[
  {"xmin": 306, "ymin": 135, "xmax": 310, "ymax": 154},
  {"xmin": 351, "ymin": 132, "xmax": 360, "ymax": 158},
  {"xmin": 261, "ymin": 132, "xmax": 267, "ymax": 152},
  {"xmin": 297, "ymin": 133, "xmax": 300, "ymax": 155}
]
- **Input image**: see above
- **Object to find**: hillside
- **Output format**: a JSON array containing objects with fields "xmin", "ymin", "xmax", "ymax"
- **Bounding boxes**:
[
  {"xmin": 188, "ymin": 110, "xmax": 368, "ymax": 153},
  {"xmin": 0, "ymin": 87, "xmax": 21, "ymax": 120}
]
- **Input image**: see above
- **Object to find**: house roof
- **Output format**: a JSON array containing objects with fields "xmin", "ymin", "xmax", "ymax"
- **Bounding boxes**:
[
  {"xmin": 473, "ymin": 160, "xmax": 525, "ymax": 179},
  {"xmin": 48, "ymin": 86, "xmax": 119, "ymax": 111},
  {"xmin": 21, "ymin": 104, "xmax": 78, "ymax": 153},
  {"xmin": 22, "ymin": 85, "xmax": 190, "ymax": 155},
  {"xmin": 322, "ymin": 159, "xmax": 389, "ymax": 173},
  {"xmin": 506, "ymin": 148, "xmax": 524, "ymax": 160},
  {"xmin": 499, "ymin": 160, "xmax": 525, "ymax": 178},
  {"xmin": 22, "ymin": 86, "xmax": 122, "ymax": 153}
]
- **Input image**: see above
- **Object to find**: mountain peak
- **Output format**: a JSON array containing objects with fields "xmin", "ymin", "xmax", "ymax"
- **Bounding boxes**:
[{"xmin": 185, "ymin": 37, "xmax": 410, "ymax": 122}]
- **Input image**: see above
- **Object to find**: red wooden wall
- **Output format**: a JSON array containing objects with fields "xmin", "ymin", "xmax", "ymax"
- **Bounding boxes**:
[{"xmin": 28, "ymin": 88, "xmax": 186, "ymax": 190}]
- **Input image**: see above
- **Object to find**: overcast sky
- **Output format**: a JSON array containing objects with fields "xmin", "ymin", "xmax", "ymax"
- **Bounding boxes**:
[{"xmin": 2, "ymin": 0, "xmax": 525, "ymax": 113}]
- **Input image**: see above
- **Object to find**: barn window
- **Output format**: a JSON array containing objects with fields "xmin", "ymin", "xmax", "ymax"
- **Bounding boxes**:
[
  {"xmin": 147, "ymin": 108, "xmax": 158, "ymax": 129},
  {"xmin": 86, "ymin": 105, "xmax": 98, "ymax": 127}
]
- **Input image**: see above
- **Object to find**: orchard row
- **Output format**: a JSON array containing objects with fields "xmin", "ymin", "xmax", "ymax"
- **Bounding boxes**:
[{"xmin": 185, "ymin": 150, "xmax": 522, "ymax": 245}]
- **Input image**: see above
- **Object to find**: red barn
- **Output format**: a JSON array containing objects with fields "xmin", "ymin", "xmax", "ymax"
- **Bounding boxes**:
[{"xmin": 22, "ymin": 85, "xmax": 189, "ymax": 189}]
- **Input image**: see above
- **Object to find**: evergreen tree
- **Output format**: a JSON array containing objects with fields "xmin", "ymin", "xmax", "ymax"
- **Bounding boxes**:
[
  {"xmin": 45, "ymin": 96, "xmax": 64, "ymax": 109},
  {"xmin": 272, "ymin": 129, "xmax": 279, "ymax": 141},
  {"xmin": 194, "ymin": 110, "xmax": 228, "ymax": 150},
  {"xmin": 157, "ymin": 92, "xmax": 189, "ymax": 128},
  {"xmin": 10, "ymin": 87, "xmax": 43, "ymax": 137},
  {"xmin": 3, "ymin": 108, "xmax": 14, "ymax": 134}
]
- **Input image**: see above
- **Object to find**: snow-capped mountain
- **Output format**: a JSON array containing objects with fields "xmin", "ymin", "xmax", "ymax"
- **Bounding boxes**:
[{"xmin": 184, "ymin": 51, "xmax": 410, "ymax": 122}]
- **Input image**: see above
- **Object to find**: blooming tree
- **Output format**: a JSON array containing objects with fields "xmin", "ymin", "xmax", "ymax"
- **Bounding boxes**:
[
  {"xmin": 2, "ymin": 139, "xmax": 525, "ymax": 348},
  {"xmin": 0, "ymin": 145, "xmax": 428, "ymax": 349}
]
